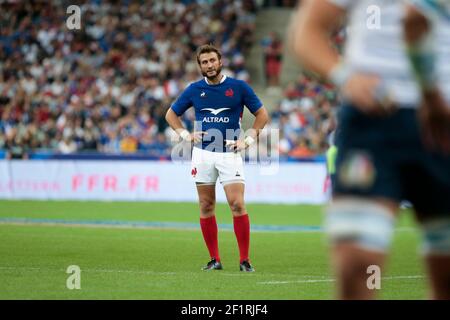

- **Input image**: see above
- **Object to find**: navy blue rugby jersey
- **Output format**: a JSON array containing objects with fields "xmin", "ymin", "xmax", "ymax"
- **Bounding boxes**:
[{"xmin": 171, "ymin": 75, "xmax": 263, "ymax": 152}]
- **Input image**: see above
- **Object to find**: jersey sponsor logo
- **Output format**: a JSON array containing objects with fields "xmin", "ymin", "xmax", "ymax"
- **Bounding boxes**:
[
  {"xmin": 201, "ymin": 107, "xmax": 231, "ymax": 123},
  {"xmin": 200, "ymin": 107, "xmax": 230, "ymax": 115},
  {"xmin": 200, "ymin": 91, "xmax": 206, "ymax": 97},
  {"xmin": 202, "ymin": 117, "xmax": 230, "ymax": 123},
  {"xmin": 225, "ymin": 88, "xmax": 234, "ymax": 97}
]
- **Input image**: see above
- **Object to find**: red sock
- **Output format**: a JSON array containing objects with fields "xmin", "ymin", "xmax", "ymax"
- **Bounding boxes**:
[
  {"xmin": 200, "ymin": 216, "xmax": 220, "ymax": 262},
  {"xmin": 233, "ymin": 214, "xmax": 250, "ymax": 263}
]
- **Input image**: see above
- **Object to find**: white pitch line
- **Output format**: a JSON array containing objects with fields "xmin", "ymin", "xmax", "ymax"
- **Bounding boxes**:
[
  {"xmin": 0, "ymin": 266, "xmax": 304, "ymax": 279},
  {"xmin": 260, "ymin": 279, "xmax": 335, "ymax": 284},
  {"xmin": 257, "ymin": 275, "xmax": 425, "ymax": 285},
  {"xmin": 0, "ymin": 266, "xmax": 426, "ymax": 285},
  {"xmin": 381, "ymin": 275, "xmax": 425, "ymax": 280},
  {"xmin": 0, "ymin": 266, "xmax": 177, "ymax": 276}
]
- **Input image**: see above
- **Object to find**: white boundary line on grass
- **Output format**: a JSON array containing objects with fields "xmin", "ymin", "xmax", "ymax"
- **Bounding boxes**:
[
  {"xmin": 0, "ymin": 266, "xmax": 425, "ymax": 286},
  {"xmin": 0, "ymin": 266, "xmax": 311, "ymax": 278},
  {"xmin": 257, "ymin": 275, "xmax": 425, "ymax": 285},
  {"xmin": 0, "ymin": 266, "xmax": 178, "ymax": 276}
]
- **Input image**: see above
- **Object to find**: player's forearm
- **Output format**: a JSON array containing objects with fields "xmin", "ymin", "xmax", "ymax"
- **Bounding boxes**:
[
  {"xmin": 403, "ymin": 5, "xmax": 437, "ymax": 92},
  {"xmin": 249, "ymin": 107, "xmax": 269, "ymax": 139},
  {"xmin": 253, "ymin": 109, "xmax": 269, "ymax": 133},
  {"xmin": 404, "ymin": 5, "xmax": 430, "ymax": 43},
  {"xmin": 290, "ymin": 0, "xmax": 342, "ymax": 80},
  {"xmin": 293, "ymin": 27, "xmax": 340, "ymax": 79},
  {"xmin": 165, "ymin": 108, "xmax": 189, "ymax": 137}
]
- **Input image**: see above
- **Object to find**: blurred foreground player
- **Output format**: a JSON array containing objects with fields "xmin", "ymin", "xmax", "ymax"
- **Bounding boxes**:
[
  {"xmin": 403, "ymin": 0, "xmax": 450, "ymax": 299},
  {"xmin": 166, "ymin": 44, "xmax": 269, "ymax": 272},
  {"xmin": 290, "ymin": 0, "xmax": 450, "ymax": 299},
  {"xmin": 404, "ymin": 0, "xmax": 450, "ymax": 154}
]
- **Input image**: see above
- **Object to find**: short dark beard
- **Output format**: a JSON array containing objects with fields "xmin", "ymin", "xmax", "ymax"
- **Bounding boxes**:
[{"xmin": 202, "ymin": 65, "xmax": 222, "ymax": 82}]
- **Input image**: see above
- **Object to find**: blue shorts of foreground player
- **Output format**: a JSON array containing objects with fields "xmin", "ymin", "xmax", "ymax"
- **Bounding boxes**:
[{"xmin": 333, "ymin": 104, "xmax": 450, "ymax": 217}]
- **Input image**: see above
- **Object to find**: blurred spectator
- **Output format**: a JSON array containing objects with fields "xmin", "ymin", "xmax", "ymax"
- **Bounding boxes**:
[
  {"xmin": 58, "ymin": 134, "xmax": 77, "ymax": 154},
  {"xmin": 289, "ymin": 137, "xmax": 314, "ymax": 158},
  {"xmin": 120, "ymin": 131, "xmax": 138, "ymax": 154},
  {"xmin": 261, "ymin": 31, "xmax": 283, "ymax": 87}
]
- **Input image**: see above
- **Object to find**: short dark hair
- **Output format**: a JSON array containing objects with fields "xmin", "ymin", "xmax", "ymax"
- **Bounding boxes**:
[{"xmin": 196, "ymin": 44, "xmax": 222, "ymax": 65}]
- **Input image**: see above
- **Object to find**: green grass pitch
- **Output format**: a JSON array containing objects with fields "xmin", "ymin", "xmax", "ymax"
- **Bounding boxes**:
[{"xmin": 0, "ymin": 200, "xmax": 428, "ymax": 299}]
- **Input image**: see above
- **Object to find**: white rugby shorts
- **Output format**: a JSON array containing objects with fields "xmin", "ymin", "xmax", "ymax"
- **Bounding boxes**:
[{"xmin": 191, "ymin": 147, "xmax": 245, "ymax": 185}]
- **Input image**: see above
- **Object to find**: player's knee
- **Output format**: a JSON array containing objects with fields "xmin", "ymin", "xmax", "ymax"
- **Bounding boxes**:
[
  {"xmin": 228, "ymin": 199, "xmax": 245, "ymax": 214},
  {"xmin": 199, "ymin": 199, "xmax": 215, "ymax": 215}
]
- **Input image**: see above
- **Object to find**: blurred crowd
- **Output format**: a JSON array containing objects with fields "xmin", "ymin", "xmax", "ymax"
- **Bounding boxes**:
[
  {"xmin": 0, "ymin": 0, "xmax": 257, "ymax": 159},
  {"xmin": 256, "ymin": 26, "xmax": 344, "ymax": 159},
  {"xmin": 267, "ymin": 74, "xmax": 338, "ymax": 158},
  {"xmin": 0, "ymin": 0, "xmax": 340, "ymax": 160}
]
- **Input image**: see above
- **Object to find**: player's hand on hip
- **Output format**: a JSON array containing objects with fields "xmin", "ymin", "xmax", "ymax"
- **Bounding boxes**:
[
  {"xmin": 180, "ymin": 129, "xmax": 207, "ymax": 143},
  {"xmin": 225, "ymin": 139, "xmax": 247, "ymax": 152},
  {"xmin": 191, "ymin": 131, "xmax": 208, "ymax": 143},
  {"xmin": 419, "ymin": 90, "xmax": 450, "ymax": 154},
  {"xmin": 342, "ymin": 73, "xmax": 395, "ymax": 116}
]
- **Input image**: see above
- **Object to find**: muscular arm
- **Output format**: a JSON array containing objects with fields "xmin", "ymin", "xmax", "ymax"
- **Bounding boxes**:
[
  {"xmin": 289, "ymin": 0, "xmax": 345, "ymax": 79},
  {"xmin": 403, "ymin": 5, "xmax": 430, "ymax": 42},
  {"xmin": 403, "ymin": 4, "xmax": 450, "ymax": 153},
  {"xmin": 248, "ymin": 107, "xmax": 269, "ymax": 139},
  {"xmin": 227, "ymin": 107, "xmax": 269, "ymax": 151},
  {"xmin": 165, "ymin": 108, "xmax": 186, "ymax": 135},
  {"xmin": 289, "ymin": 0, "xmax": 391, "ymax": 114},
  {"xmin": 403, "ymin": 4, "xmax": 436, "ymax": 92}
]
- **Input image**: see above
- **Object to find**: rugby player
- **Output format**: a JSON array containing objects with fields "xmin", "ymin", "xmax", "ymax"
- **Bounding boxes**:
[
  {"xmin": 166, "ymin": 44, "xmax": 269, "ymax": 272},
  {"xmin": 290, "ymin": 0, "xmax": 450, "ymax": 299}
]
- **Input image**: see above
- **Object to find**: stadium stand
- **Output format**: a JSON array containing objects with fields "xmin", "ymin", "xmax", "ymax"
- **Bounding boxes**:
[{"xmin": 0, "ymin": 0, "xmax": 335, "ymax": 160}]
